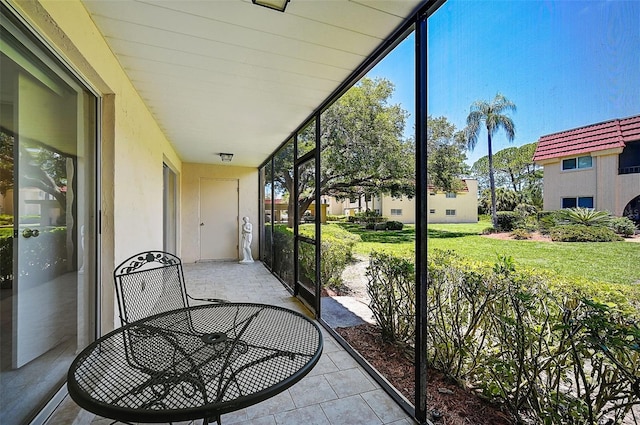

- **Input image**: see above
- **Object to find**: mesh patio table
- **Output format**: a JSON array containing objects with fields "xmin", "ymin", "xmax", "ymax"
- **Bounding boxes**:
[{"xmin": 67, "ymin": 303, "xmax": 323, "ymax": 424}]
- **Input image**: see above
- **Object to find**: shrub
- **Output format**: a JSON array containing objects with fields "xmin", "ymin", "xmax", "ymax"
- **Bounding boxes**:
[
  {"xmin": 366, "ymin": 251, "xmax": 415, "ymax": 344},
  {"xmin": 481, "ymin": 226, "xmax": 499, "ymax": 235},
  {"xmin": 0, "ymin": 233, "xmax": 12, "ymax": 288},
  {"xmin": 298, "ymin": 224, "xmax": 360, "ymax": 292},
  {"xmin": 496, "ymin": 211, "xmax": 524, "ymax": 231},
  {"xmin": 272, "ymin": 226, "xmax": 294, "ymax": 284},
  {"xmin": 514, "ymin": 203, "xmax": 538, "ymax": 216},
  {"xmin": 537, "ymin": 210, "xmax": 562, "ymax": 234},
  {"xmin": 326, "ymin": 214, "xmax": 347, "ymax": 222},
  {"xmin": 559, "ymin": 207, "xmax": 611, "ymax": 226},
  {"xmin": 510, "ymin": 228, "xmax": 531, "ymax": 239},
  {"xmin": 355, "ymin": 210, "xmax": 386, "ymax": 226},
  {"xmin": 365, "ymin": 249, "xmax": 640, "ymax": 423},
  {"xmin": 550, "ymin": 224, "xmax": 623, "ymax": 242},
  {"xmin": 424, "ymin": 250, "xmax": 640, "ymax": 423},
  {"xmin": 385, "ymin": 221, "xmax": 404, "ymax": 231},
  {"xmin": 608, "ymin": 216, "xmax": 637, "ymax": 237},
  {"xmin": 373, "ymin": 222, "xmax": 387, "ymax": 231}
]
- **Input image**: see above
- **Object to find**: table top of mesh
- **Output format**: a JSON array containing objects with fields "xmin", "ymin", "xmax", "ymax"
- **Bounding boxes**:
[{"xmin": 67, "ymin": 303, "xmax": 322, "ymax": 423}]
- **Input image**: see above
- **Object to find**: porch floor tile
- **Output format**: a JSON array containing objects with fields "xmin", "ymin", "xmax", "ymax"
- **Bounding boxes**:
[{"xmin": 46, "ymin": 260, "xmax": 416, "ymax": 425}]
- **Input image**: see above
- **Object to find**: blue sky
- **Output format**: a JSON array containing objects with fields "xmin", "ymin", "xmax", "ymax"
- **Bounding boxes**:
[{"xmin": 366, "ymin": 0, "xmax": 640, "ymax": 165}]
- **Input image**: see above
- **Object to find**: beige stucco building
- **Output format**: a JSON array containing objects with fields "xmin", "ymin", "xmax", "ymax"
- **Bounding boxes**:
[
  {"xmin": 533, "ymin": 115, "xmax": 640, "ymax": 222},
  {"xmin": 324, "ymin": 179, "xmax": 478, "ymax": 224}
]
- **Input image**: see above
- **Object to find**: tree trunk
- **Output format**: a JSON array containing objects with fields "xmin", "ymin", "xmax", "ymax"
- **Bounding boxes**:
[{"xmin": 487, "ymin": 131, "xmax": 498, "ymax": 228}]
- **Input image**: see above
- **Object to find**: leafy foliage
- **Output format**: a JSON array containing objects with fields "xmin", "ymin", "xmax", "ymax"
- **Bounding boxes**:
[
  {"xmin": 271, "ymin": 78, "xmax": 414, "ymax": 226},
  {"xmin": 271, "ymin": 225, "xmax": 294, "ymax": 286},
  {"xmin": 385, "ymin": 221, "xmax": 404, "ymax": 231},
  {"xmin": 470, "ymin": 142, "xmax": 542, "ymax": 208},
  {"xmin": 353, "ymin": 209, "xmax": 385, "ymax": 225},
  {"xmin": 509, "ymin": 228, "xmax": 531, "ymax": 240},
  {"xmin": 466, "ymin": 93, "xmax": 517, "ymax": 228},
  {"xmin": 426, "ymin": 115, "xmax": 468, "ymax": 192},
  {"xmin": 365, "ymin": 249, "xmax": 640, "ymax": 423},
  {"xmin": 319, "ymin": 77, "xmax": 415, "ymax": 201},
  {"xmin": 0, "ymin": 131, "xmax": 13, "ymax": 196},
  {"xmin": 366, "ymin": 251, "xmax": 415, "ymax": 343},
  {"xmin": 0, "ymin": 233, "xmax": 12, "ymax": 288},
  {"xmin": 559, "ymin": 207, "xmax": 612, "ymax": 226},
  {"xmin": 608, "ymin": 216, "xmax": 637, "ymax": 237},
  {"xmin": 550, "ymin": 224, "xmax": 623, "ymax": 242},
  {"xmin": 495, "ymin": 211, "xmax": 524, "ymax": 232},
  {"xmin": 479, "ymin": 187, "xmax": 530, "ymax": 214},
  {"xmin": 298, "ymin": 224, "xmax": 360, "ymax": 292}
]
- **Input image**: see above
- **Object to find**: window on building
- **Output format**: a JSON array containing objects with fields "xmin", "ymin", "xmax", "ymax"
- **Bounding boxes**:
[
  {"xmin": 562, "ymin": 197, "xmax": 594, "ymax": 209},
  {"xmin": 562, "ymin": 155, "xmax": 592, "ymax": 170},
  {"xmin": 390, "ymin": 209, "xmax": 402, "ymax": 216},
  {"xmin": 446, "ymin": 192, "xmax": 456, "ymax": 198},
  {"xmin": 445, "ymin": 209, "xmax": 456, "ymax": 216},
  {"xmin": 429, "ymin": 209, "xmax": 436, "ymax": 214}
]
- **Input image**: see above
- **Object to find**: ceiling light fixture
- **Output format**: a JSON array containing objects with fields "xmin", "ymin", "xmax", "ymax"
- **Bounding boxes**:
[
  {"xmin": 219, "ymin": 153, "xmax": 234, "ymax": 162},
  {"xmin": 252, "ymin": 0, "xmax": 289, "ymax": 12}
]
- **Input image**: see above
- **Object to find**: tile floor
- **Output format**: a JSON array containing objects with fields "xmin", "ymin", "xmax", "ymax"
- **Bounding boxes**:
[{"xmin": 46, "ymin": 260, "xmax": 417, "ymax": 425}]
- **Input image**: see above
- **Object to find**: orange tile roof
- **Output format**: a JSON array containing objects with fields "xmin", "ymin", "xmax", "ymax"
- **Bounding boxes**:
[{"xmin": 533, "ymin": 114, "xmax": 640, "ymax": 161}]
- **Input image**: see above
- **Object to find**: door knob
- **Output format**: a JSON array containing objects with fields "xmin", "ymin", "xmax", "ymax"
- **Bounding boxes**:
[
  {"xmin": 22, "ymin": 228, "xmax": 40, "ymax": 238},
  {"xmin": 200, "ymin": 223, "xmax": 204, "ymax": 226}
]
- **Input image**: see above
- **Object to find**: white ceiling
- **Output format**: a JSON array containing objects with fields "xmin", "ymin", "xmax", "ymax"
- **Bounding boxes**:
[{"xmin": 82, "ymin": 0, "xmax": 423, "ymax": 167}]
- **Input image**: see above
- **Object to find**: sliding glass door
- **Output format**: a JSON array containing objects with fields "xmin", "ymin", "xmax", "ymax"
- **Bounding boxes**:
[{"xmin": 0, "ymin": 9, "xmax": 97, "ymax": 424}]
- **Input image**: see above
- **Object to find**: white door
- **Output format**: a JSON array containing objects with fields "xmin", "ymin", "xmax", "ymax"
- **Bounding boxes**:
[{"xmin": 199, "ymin": 178, "xmax": 238, "ymax": 260}]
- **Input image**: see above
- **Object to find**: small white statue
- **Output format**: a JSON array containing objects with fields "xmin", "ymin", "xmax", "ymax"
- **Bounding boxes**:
[{"xmin": 240, "ymin": 216, "xmax": 254, "ymax": 264}]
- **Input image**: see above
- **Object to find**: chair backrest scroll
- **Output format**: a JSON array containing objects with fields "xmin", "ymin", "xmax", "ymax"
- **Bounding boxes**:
[{"xmin": 113, "ymin": 251, "xmax": 189, "ymax": 324}]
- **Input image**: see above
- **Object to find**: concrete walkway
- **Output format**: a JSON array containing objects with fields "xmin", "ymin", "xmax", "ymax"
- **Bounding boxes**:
[{"xmin": 46, "ymin": 260, "xmax": 416, "ymax": 425}]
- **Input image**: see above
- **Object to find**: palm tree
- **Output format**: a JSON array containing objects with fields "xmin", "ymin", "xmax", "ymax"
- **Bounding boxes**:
[{"xmin": 466, "ymin": 93, "xmax": 516, "ymax": 228}]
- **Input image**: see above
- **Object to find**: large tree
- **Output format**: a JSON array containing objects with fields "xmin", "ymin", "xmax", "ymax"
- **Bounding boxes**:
[
  {"xmin": 0, "ymin": 131, "xmax": 12, "ymax": 198},
  {"xmin": 466, "ymin": 93, "xmax": 516, "ymax": 227},
  {"xmin": 0, "ymin": 131, "xmax": 68, "ymax": 213},
  {"xmin": 427, "ymin": 115, "xmax": 468, "ymax": 192},
  {"xmin": 273, "ymin": 77, "xmax": 415, "ymax": 226},
  {"xmin": 470, "ymin": 142, "xmax": 542, "ymax": 206}
]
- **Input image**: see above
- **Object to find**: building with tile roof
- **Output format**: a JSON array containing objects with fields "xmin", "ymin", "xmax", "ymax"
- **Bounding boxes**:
[{"xmin": 533, "ymin": 114, "xmax": 640, "ymax": 222}]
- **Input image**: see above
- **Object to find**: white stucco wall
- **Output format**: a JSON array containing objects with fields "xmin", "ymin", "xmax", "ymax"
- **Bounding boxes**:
[{"xmin": 181, "ymin": 164, "xmax": 259, "ymax": 264}]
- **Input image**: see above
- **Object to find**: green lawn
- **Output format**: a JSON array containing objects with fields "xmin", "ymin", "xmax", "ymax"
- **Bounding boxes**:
[{"xmin": 333, "ymin": 221, "xmax": 640, "ymax": 286}]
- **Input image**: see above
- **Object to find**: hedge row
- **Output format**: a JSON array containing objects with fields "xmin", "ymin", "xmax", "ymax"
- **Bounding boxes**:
[
  {"xmin": 274, "ymin": 224, "xmax": 360, "ymax": 292},
  {"xmin": 366, "ymin": 250, "xmax": 640, "ymax": 424}
]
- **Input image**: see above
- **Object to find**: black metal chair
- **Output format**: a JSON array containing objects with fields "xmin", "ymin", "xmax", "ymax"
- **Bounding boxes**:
[
  {"xmin": 114, "ymin": 250, "xmax": 226, "ymax": 325},
  {"xmin": 112, "ymin": 251, "xmax": 230, "ymax": 424}
]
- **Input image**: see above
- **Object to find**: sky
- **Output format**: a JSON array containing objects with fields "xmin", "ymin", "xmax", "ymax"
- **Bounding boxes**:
[{"xmin": 366, "ymin": 0, "xmax": 640, "ymax": 166}]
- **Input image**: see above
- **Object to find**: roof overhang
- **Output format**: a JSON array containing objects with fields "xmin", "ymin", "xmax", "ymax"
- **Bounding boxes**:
[{"xmin": 82, "ymin": 0, "xmax": 426, "ymax": 167}]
